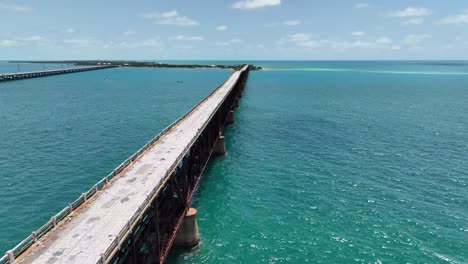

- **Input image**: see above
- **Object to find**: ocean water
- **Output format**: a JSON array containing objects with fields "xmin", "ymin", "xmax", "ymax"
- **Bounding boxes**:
[
  {"xmin": 1, "ymin": 61, "xmax": 467, "ymax": 263},
  {"xmin": 169, "ymin": 61, "xmax": 468, "ymax": 263}
]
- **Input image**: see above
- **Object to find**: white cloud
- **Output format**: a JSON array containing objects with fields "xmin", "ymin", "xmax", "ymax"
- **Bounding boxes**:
[
  {"xmin": 438, "ymin": 10, "xmax": 468, "ymax": 25},
  {"xmin": 62, "ymin": 28, "xmax": 76, "ymax": 34},
  {"xmin": 265, "ymin": 20, "xmax": 302, "ymax": 27},
  {"xmin": 285, "ymin": 33, "xmax": 313, "ymax": 42},
  {"xmin": 232, "ymin": 0, "xmax": 281, "ymax": 10},
  {"xmin": 0, "ymin": 3, "xmax": 31, "ymax": 12},
  {"xmin": 376, "ymin": 37, "xmax": 392, "ymax": 44},
  {"xmin": 351, "ymin": 31, "xmax": 366, "ymax": 36},
  {"xmin": 173, "ymin": 35, "xmax": 204, "ymax": 41},
  {"xmin": 354, "ymin": 3, "xmax": 369, "ymax": 9},
  {"xmin": 0, "ymin": 39, "xmax": 18, "ymax": 47},
  {"xmin": 278, "ymin": 33, "xmax": 400, "ymax": 51},
  {"xmin": 402, "ymin": 34, "xmax": 432, "ymax": 45},
  {"xmin": 216, "ymin": 39, "xmax": 242, "ymax": 46},
  {"xmin": 283, "ymin": 20, "xmax": 301, "ymax": 26},
  {"xmin": 17, "ymin": 35, "xmax": 43, "ymax": 41},
  {"xmin": 217, "ymin": 25, "xmax": 228, "ymax": 31},
  {"xmin": 123, "ymin": 30, "xmax": 136, "ymax": 35},
  {"xmin": 390, "ymin": 7, "xmax": 432, "ymax": 17},
  {"xmin": 278, "ymin": 33, "xmax": 322, "ymax": 47},
  {"xmin": 403, "ymin": 18, "xmax": 424, "ymax": 25},
  {"xmin": 143, "ymin": 10, "xmax": 199, "ymax": 26},
  {"xmin": 128, "ymin": 38, "xmax": 164, "ymax": 48},
  {"xmin": 63, "ymin": 38, "xmax": 100, "ymax": 48},
  {"xmin": 0, "ymin": 35, "xmax": 46, "ymax": 47}
]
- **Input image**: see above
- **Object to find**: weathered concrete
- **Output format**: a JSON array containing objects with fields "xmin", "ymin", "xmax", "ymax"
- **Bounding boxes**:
[
  {"xmin": 233, "ymin": 97, "xmax": 240, "ymax": 108},
  {"xmin": 213, "ymin": 136, "xmax": 226, "ymax": 156},
  {"xmin": 174, "ymin": 208, "xmax": 199, "ymax": 248},
  {"xmin": 227, "ymin": 111, "xmax": 235, "ymax": 124}
]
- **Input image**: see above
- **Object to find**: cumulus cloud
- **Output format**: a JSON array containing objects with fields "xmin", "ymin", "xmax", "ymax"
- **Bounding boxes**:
[
  {"xmin": 63, "ymin": 38, "xmax": 101, "ymax": 48},
  {"xmin": 0, "ymin": 3, "xmax": 31, "ymax": 12},
  {"xmin": 278, "ymin": 33, "xmax": 400, "ymax": 51},
  {"xmin": 0, "ymin": 39, "xmax": 18, "ymax": 47},
  {"xmin": 0, "ymin": 35, "xmax": 46, "ymax": 47},
  {"xmin": 278, "ymin": 33, "xmax": 322, "ymax": 47},
  {"xmin": 390, "ymin": 7, "xmax": 432, "ymax": 25},
  {"xmin": 283, "ymin": 20, "xmax": 301, "ymax": 26},
  {"xmin": 173, "ymin": 35, "xmax": 204, "ymax": 41},
  {"xmin": 438, "ymin": 10, "xmax": 468, "ymax": 25},
  {"xmin": 402, "ymin": 34, "xmax": 432, "ymax": 46},
  {"xmin": 217, "ymin": 25, "xmax": 228, "ymax": 31},
  {"xmin": 376, "ymin": 37, "xmax": 392, "ymax": 44},
  {"xmin": 354, "ymin": 3, "xmax": 369, "ymax": 9},
  {"xmin": 125, "ymin": 38, "xmax": 164, "ymax": 48},
  {"xmin": 123, "ymin": 30, "xmax": 136, "ymax": 35},
  {"xmin": 403, "ymin": 18, "xmax": 424, "ymax": 25},
  {"xmin": 143, "ymin": 10, "xmax": 199, "ymax": 26},
  {"xmin": 62, "ymin": 28, "xmax": 76, "ymax": 34},
  {"xmin": 216, "ymin": 39, "xmax": 242, "ymax": 46},
  {"xmin": 17, "ymin": 35, "xmax": 44, "ymax": 41},
  {"xmin": 232, "ymin": 0, "xmax": 281, "ymax": 10},
  {"xmin": 351, "ymin": 31, "xmax": 366, "ymax": 36},
  {"xmin": 266, "ymin": 20, "xmax": 302, "ymax": 27},
  {"xmin": 390, "ymin": 7, "xmax": 432, "ymax": 17}
]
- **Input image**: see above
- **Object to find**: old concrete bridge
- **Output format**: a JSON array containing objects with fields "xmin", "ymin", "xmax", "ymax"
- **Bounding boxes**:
[
  {"xmin": 1, "ymin": 65, "xmax": 251, "ymax": 264},
  {"xmin": 0, "ymin": 65, "xmax": 117, "ymax": 82}
]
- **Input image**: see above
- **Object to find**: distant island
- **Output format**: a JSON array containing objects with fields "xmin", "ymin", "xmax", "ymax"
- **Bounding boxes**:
[{"xmin": 8, "ymin": 60, "xmax": 263, "ymax": 71}]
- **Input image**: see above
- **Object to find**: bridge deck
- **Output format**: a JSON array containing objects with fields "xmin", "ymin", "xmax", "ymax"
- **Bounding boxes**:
[
  {"xmin": 0, "ymin": 66, "xmax": 116, "ymax": 82},
  {"xmin": 17, "ymin": 67, "xmax": 246, "ymax": 264}
]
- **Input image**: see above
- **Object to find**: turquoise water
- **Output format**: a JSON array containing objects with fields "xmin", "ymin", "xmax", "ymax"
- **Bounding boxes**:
[
  {"xmin": 169, "ymin": 62, "xmax": 468, "ymax": 263},
  {"xmin": 1, "ymin": 61, "xmax": 467, "ymax": 263}
]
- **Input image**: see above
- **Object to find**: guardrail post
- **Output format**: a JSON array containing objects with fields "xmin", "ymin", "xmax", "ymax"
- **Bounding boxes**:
[
  {"xmin": 116, "ymin": 236, "xmax": 121, "ymax": 250},
  {"xmin": 100, "ymin": 254, "xmax": 106, "ymax": 264},
  {"xmin": 68, "ymin": 204, "xmax": 73, "ymax": 213},
  {"xmin": 7, "ymin": 250, "xmax": 15, "ymax": 263},
  {"xmin": 82, "ymin": 193, "xmax": 87, "ymax": 202},
  {"xmin": 32, "ymin": 231, "xmax": 37, "ymax": 242},
  {"xmin": 52, "ymin": 216, "xmax": 57, "ymax": 227}
]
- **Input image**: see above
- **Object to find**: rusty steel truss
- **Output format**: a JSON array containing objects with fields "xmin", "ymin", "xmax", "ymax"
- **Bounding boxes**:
[{"xmin": 107, "ymin": 68, "xmax": 250, "ymax": 264}]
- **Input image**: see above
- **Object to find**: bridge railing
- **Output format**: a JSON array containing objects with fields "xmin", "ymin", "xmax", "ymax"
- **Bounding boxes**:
[
  {"xmin": 102, "ymin": 65, "xmax": 248, "ymax": 263},
  {"xmin": 0, "ymin": 65, "xmax": 249, "ymax": 264}
]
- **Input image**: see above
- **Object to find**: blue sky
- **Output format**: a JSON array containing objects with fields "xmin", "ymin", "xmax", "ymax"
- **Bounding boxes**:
[{"xmin": 1, "ymin": 0, "xmax": 468, "ymax": 60}]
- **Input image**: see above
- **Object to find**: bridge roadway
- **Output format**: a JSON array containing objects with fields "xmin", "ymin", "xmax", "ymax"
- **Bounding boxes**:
[
  {"xmin": 10, "ymin": 65, "xmax": 249, "ymax": 264},
  {"xmin": 0, "ymin": 65, "xmax": 117, "ymax": 82}
]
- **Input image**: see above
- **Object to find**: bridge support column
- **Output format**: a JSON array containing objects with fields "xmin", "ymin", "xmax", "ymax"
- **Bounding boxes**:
[
  {"xmin": 174, "ymin": 208, "xmax": 199, "ymax": 248},
  {"xmin": 227, "ymin": 111, "xmax": 235, "ymax": 125},
  {"xmin": 234, "ymin": 97, "xmax": 239, "ymax": 108},
  {"xmin": 213, "ymin": 135, "xmax": 226, "ymax": 156}
]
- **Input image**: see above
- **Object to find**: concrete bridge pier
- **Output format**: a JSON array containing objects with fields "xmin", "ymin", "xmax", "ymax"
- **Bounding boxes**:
[
  {"xmin": 234, "ymin": 97, "xmax": 240, "ymax": 108},
  {"xmin": 174, "ymin": 208, "xmax": 200, "ymax": 248},
  {"xmin": 213, "ymin": 135, "xmax": 226, "ymax": 156},
  {"xmin": 227, "ymin": 111, "xmax": 235, "ymax": 125}
]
